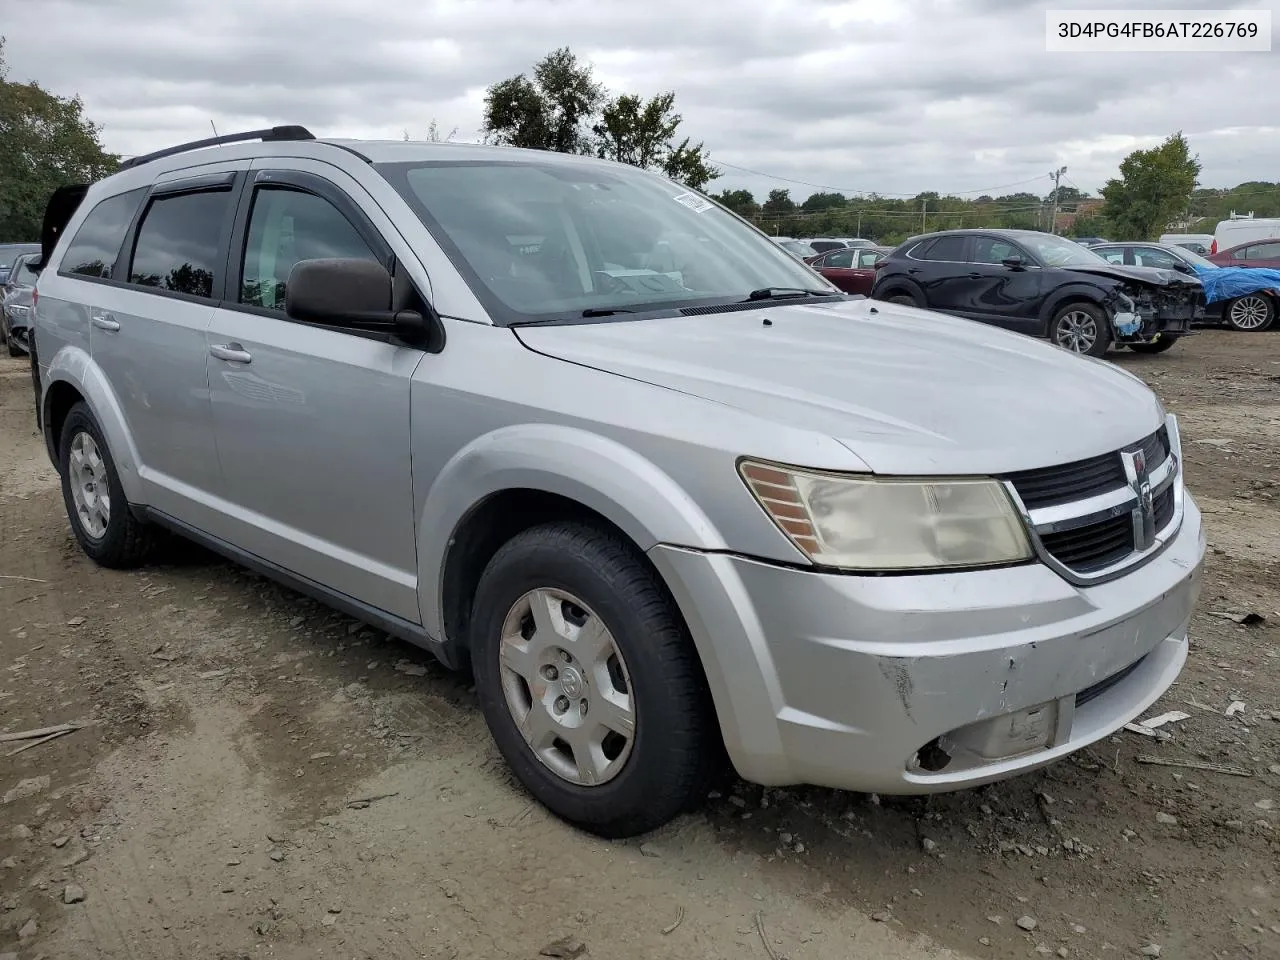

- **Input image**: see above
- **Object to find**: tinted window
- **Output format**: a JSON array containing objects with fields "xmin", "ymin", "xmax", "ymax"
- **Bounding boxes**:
[
  {"xmin": 128, "ymin": 191, "xmax": 230, "ymax": 298},
  {"xmin": 917, "ymin": 236, "xmax": 967, "ymax": 261},
  {"xmin": 240, "ymin": 188, "xmax": 379, "ymax": 310},
  {"xmin": 824, "ymin": 250, "xmax": 855, "ymax": 268},
  {"xmin": 60, "ymin": 189, "xmax": 145, "ymax": 279},
  {"xmin": 972, "ymin": 237, "xmax": 1021, "ymax": 264}
]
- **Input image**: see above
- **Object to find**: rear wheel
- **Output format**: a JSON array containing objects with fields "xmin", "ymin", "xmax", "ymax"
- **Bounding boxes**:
[
  {"xmin": 1127, "ymin": 334, "xmax": 1180, "ymax": 354},
  {"xmin": 58, "ymin": 402, "xmax": 154, "ymax": 568},
  {"xmin": 1050, "ymin": 303, "xmax": 1110, "ymax": 357},
  {"xmin": 470, "ymin": 521, "xmax": 719, "ymax": 838},
  {"xmin": 1223, "ymin": 294, "xmax": 1274, "ymax": 332},
  {"xmin": 884, "ymin": 291, "xmax": 920, "ymax": 307}
]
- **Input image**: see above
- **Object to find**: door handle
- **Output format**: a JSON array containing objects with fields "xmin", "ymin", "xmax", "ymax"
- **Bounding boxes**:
[
  {"xmin": 968, "ymin": 273, "xmax": 983, "ymax": 279},
  {"xmin": 91, "ymin": 313, "xmax": 120, "ymax": 332},
  {"xmin": 209, "ymin": 342, "xmax": 252, "ymax": 364}
]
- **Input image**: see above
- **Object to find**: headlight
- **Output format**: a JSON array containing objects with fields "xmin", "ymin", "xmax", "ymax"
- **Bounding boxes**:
[{"xmin": 739, "ymin": 461, "xmax": 1032, "ymax": 571}]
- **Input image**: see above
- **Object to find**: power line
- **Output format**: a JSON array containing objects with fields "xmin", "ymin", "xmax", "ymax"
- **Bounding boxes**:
[{"xmin": 713, "ymin": 159, "xmax": 1052, "ymax": 199}]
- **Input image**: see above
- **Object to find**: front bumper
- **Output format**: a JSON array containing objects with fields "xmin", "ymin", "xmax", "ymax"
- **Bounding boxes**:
[{"xmin": 650, "ymin": 493, "xmax": 1205, "ymax": 795}]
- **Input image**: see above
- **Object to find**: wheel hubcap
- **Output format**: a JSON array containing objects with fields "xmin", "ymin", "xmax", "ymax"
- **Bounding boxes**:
[
  {"xmin": 1057, "ymin": 311, "xmax": 1097, "ymax": 352},
  {"xmin": 498, "ymin": 588, "xmax": 635, "ymax": 786},
  {"xmin": 68, "ymin": 431, "xmax": 110, "ymax": 539},
  {"xmin": 1229, "ymin": 296, "xmax": 1269, "ymax": 330}
]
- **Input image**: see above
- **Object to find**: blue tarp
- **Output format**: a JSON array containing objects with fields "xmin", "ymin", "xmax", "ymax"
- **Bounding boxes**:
[{"xmin": 1192, "ymin": 265, "xmax": 1280, "ymax": 304}]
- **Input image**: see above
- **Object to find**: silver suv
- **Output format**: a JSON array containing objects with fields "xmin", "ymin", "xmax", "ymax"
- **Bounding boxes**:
[{"xmin": 30, "ymin": 126, "xmax": 1205, "ymax": 838}]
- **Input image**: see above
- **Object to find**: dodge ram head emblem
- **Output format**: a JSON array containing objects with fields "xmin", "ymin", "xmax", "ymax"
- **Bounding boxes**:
[{"xmin": 1122, "ymin": 447, "xmax": 1157, "ymax": 551}]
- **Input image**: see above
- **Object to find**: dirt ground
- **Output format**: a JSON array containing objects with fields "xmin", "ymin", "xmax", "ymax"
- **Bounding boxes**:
[{"xmin": 2, "ymin": 331, "xmax": 1278, "ymax": 960}]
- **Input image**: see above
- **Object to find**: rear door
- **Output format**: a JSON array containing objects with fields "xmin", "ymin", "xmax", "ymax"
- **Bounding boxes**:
[
  {"xmin": 202, "ymin": 160, "xmax": 426, "ymax": 622},
  {"xmin": 88, "ymin": 167, "xmax": 243, "ymax": 522},
  {"xmin": 1237, "ymin": 241, "xmax": 1280, "ymax": 269},
  {"xmin": 813, "ymin": 248, "xmax": 861, "ymax": 292},
  {"xmin": 904, "ymin": 234, "xmax": 972, "ymax": 312}
]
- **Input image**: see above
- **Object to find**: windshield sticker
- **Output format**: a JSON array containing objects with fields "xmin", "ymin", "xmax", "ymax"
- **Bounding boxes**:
[{"xmin": 673, "ymin": 191, "xmax": 714, "ymax": 213}]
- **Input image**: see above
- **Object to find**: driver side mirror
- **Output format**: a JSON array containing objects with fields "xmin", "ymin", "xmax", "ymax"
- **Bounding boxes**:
[
  {"xmin": 1171, "ymin": 261, "xmax": 1193, "ymax": 274},
  {"xmin": 1001, "ymin": 256, "xmax": 1026, "ymax": 270},
  {"xmin": 285, "ymin": 258, "xmax": 428, "ymax": 344}
]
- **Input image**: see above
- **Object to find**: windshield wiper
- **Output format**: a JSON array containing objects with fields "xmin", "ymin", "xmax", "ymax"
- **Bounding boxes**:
[
  {"xmin": 581, "ymin": 307, "xmax": 635, "ymax": 317},
  {"xmin": 743, "ymin": 287, "xmax": 835, "ymax": 301}
]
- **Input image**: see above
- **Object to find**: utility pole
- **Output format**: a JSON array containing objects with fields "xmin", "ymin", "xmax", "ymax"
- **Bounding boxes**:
[
  {"xmin": 921, "ymin": 198, "xmax": 927, "ymax": 233},
  {"xmin": 1048, "ymin": 166, "xmax": 1067, "ymax": 234},
  {"xmin": 856, "ymin": 211, "xmax": 862, "ymax": 237}
]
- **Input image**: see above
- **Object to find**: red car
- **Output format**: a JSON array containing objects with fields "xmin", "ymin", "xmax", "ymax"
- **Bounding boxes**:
[
  {"xmin": 1208, "ymin": 238, "xmax": 1280, "ymax": 269},
  {"xmin": 808, "ymin": 245, "xmax": 892, "ymax": 295}
]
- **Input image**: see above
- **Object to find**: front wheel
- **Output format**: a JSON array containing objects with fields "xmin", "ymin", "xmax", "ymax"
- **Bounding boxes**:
[
  {"xmin": 1050, "ymin": 303, "xmax": 1110, "ymax": 357},
  {"xmin": 471, "ymin": 521, "xmax": 719, "ymax": 838},
  {"xmin": 1223, "ymin": 294, "xmax": 1275, "ymax": 332},
  {"xmin": 1127, "ymin": 334, "xmax": 1180, "ymax": 354}
]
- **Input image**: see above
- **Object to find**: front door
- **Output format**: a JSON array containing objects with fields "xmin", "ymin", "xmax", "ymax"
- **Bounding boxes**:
[
  {"xmin": 959, "ymin": 235, "xmax": 1046, "ymax": 334},
  {"xmin": 203, "ymin": 162, "xmax": 425, "ymax": 622}
]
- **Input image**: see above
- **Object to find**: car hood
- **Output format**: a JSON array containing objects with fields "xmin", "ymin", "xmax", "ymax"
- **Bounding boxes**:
[
  {"xmin": 1061, "ymin": 262, "xmax": 1199, "ymax": 287},
  {"xmin": 514, "ymin": 299, "xmax": 1165, "ymax": 475}
]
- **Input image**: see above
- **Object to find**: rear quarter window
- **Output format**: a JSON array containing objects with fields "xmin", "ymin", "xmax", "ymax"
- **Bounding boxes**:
[{"xmin": 58, "ymin": 188, "xmax": 147, "ymax": 279}]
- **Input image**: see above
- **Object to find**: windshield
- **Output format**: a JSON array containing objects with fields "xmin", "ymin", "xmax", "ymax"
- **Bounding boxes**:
[
  {"xmin": 12, "ymin": 257, "xmax": 38, "ymax": 286},
  {"xmin": 377, "ymin": 159, "xmax": 831, "ymax": 323},
  {"xmin": 1020, "ymin": 233, "xmax": 1109, "ymax": 267},
  {"xmin": 1172, "ymin": 246, "xmax": 1218, "ymax": 269}
]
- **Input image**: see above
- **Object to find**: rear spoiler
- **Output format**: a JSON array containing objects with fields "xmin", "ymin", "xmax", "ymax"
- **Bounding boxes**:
[{"xmin": 31, "ymin": 184, "xmax": 90, "ymax": 274}]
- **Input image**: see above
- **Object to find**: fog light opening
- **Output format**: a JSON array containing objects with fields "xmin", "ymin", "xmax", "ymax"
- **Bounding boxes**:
[{"xmin": 914, "ymin": 737, "xmax": 953, "ymax": 773}]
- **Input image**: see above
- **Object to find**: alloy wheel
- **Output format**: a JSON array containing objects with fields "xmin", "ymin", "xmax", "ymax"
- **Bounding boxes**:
[
  {"xmin": 1056, "ymin": 311, "xmax": 1098, "ymax": 353},
  {"xmin": 1228, "ymin": 295, "xmax": 1271, "ymax": 331}
]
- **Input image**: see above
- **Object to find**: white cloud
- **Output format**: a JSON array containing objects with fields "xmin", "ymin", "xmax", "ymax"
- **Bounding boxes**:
[{"xmin": 3, "ymin": 0, "xmax": 1276, "ymax": 202}]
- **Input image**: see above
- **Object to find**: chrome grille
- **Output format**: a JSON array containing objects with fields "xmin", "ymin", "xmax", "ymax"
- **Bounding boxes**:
[{"xmin": 1003, "ymin": 418, "xmax": 1183, "ymax": 584}]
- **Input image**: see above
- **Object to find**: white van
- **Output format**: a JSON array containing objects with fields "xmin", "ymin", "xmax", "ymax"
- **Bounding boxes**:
[
  {"xmin": 1159, "ymin": 233, "xmax": 1213, "ymax": 254},
  {"xmin": 1211, "ymin": 217, "xmax": 1280, "ymax": 255}
]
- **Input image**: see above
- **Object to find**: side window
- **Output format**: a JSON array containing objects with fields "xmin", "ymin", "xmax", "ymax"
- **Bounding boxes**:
[
  {"xmin": 1235, "ymin": 245, "xmax": 1255, "ymax": 259},
  {"xmin": 240, "ymin": 188, "xmax": 380, "ymax": 310},
  {"xmin": 918, "ymin": 235, "xmax": 967, "ymax": 261},
  {"xmin": 128, "ymin": 190, "xmax": 231, "ymax": 298},
  {"xmin": 1097, "ymin": 249, "xmax": 1126, "ymax": 265},
  {"xmin": 971, "ymin": 237, "xmax": 1019, "ymax": 264},
  {"xmin": 1254, "ymin": 241, "xmax": 1280, "ymax": 258},
  {"xmin": 825, "ymin": 250, "xmax": 855, "ymax": 268},
  {"xmin": 857, "ymin": 250, "xmax": 883, "ymax": 268},
  {"xmin": 59, "ymin": 189, "xmax": 146, "ymax": 279},
  {"xmin": 1132, "ymin": 247, "xmax": 1177, "ymax": 268}
]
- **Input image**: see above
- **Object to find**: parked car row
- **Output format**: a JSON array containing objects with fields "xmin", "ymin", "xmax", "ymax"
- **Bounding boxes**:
[
  {"xmin": 868, "ymin": 229, "xmax": 1203, "ymax": 356},
  {"xmin": 1091, "ymin": 241, "xmax": 1276, "ymax": 332},
  {"xmin": 1, "ymin": 245, "xmax": 42, "ymax": 357},
  {"xmin": 22, "ymin": 126, "xmax": 1204, "ymax": 839}
]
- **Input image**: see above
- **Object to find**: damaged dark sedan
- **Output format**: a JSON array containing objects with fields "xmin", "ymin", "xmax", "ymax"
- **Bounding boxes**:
[{"xmin": 870, "ymin": 229, "xmax": 1202, "ymax": 357}]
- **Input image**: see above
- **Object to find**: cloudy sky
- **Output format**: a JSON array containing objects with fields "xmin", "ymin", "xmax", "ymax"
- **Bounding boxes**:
[{"xmin": 3, "ymin": 0, "xmax": 1276, "ymax": 203}]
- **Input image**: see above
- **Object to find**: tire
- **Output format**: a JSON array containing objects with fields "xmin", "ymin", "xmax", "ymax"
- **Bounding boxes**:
[
  {"xmin": 882, "ymin": 291, "xmax": 920, "ymax": 307},
  {"xmin": 470, "ymin": 521, "xmax": 719, "ymax": 838},
  {"xmin": 1050, "ymin": 302, "xmax": 1110, "ymax": 358},
  {"xmin": 1127, "ymin": 334, "xmax": 1180, "ymax": 354},
  {"xmin": 7, "ymin": 339, "xmax": 21, "ymax": 358},
  {"xmin": 58, "ymin": 402, "xmax": 154, "ymax": 568},
  {"xmin": 1223, "ymin": 294, "xmax": 1275, "ymax": 332}
]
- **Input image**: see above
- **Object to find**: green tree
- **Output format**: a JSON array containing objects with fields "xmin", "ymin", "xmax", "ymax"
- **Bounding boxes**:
[
  {"xmin": 483, "ymin": 48, "xmax": 719, "ymax": 189},
  {"xmin": 712, "ymin": 188, "xmax": 758, "ymax": 219},
  {"xmin": 593, "ymin": 91, "xmax": 719, "ymax": 190},
  {"xmin": 800, "ymin": 191, "xmax": 848, "ymax": 213},
  {"xmin": 481, "ymin": 47, "xmax": 605, "ymax": 154},
  {"xmin": 762, "ymin": 188, "xmax": 795, "ymax": 217},
  {"xmin": 1100, "ymin": 132, "xmax": 1201, "ymax": 240},
  {"xmin": 0, "ymin": 37, "xmax": 120, "ymax": 241}
]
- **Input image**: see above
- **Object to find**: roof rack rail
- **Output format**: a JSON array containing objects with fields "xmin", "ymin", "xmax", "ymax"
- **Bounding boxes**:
[{"xmin": 119, "ymin": 125, "xmax": 316, "ymax": 170}]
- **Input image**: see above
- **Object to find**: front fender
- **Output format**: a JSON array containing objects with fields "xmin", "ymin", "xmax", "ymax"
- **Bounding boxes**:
[
  {"xmin": 1040, "ymin": 283, "xmax": 1109, "ymax": 329},
  {"xmin": 43, "ymin": 344, "xmax": 145, "ymax": 504},
  {"xmin": 417, "ymin": 423, "xmax": 726, "ymax": 640}
]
